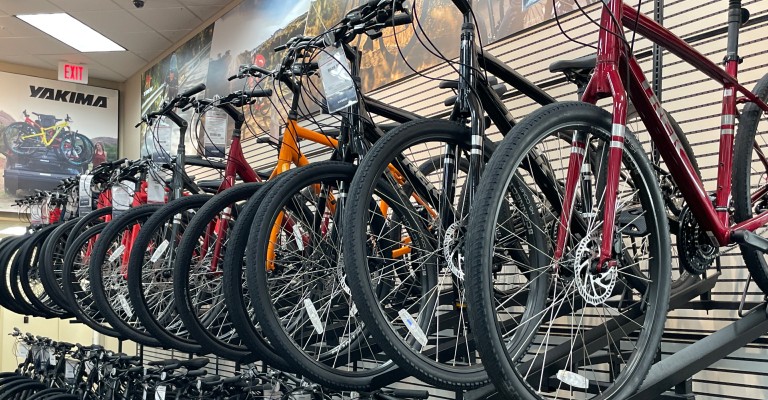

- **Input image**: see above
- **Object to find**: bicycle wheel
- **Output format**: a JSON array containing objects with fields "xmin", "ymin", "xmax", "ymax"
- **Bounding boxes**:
[
  {"xmin": 88, "ymin": 204, "xmax": 163, "ymax": 346},
  {"xmin": 61, "ymin": 224, "xmax": 122, "ymax": 337},
  {"xmin": 249, "ymin": 162, "xmax": 397, "ymax": 391},
  {"xmin": 173, "ymin": 183, "xmax": 263, "ymax": 362},
  {"xmin": 127, "ymin": 194, "xmax": 213, "ymax": 353},
  {"xmin": 466, "ymin": 101, "xmax": 670, "ymax": 399},
  {"xmin": 3, "ymin": 122, "xmax": 38, "ymax": 156},
  {"xmin": 0, "ymin": 379, "xmax": 46, "ymax": 400},
  {"xmin": 222, "ymin": 177, "xmax": 294, "ymax": 372},
  {"xmin": 18, "ymin": 224, "xmax": 67, "ymax": 317},
  {"xmin": 0, "ymin": 236, "xmax": 29, "ymax": 314},
  {"xmin": 343, "ymin": 119, "xmax": 497, "ymax": 389},
  {"xmin": 733, "ymin": 73, "xmax": 768, "ymax": 294},
  {"xmin": 9, "ymin": 233, "xmax": 51, "ymax": 317},
  {"xmin": 58, "ymin": 133, "xmax": 94, "ymax": 166},
  {"xmin": 40, "ymin": 218, "xmax": 83, "ymax": 315}
]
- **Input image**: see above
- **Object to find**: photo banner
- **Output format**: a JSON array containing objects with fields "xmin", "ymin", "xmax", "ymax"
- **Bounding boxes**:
[{"xmin": 0, "ymin": 71, "xmax": 118, "ymax": 212}]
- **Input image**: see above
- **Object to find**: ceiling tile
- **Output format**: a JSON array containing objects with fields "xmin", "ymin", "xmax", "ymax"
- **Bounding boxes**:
[
  {"xmin": 47, "ymin": 0, "xmax": 122, "ymax": 12},
  {"xmin": 37, "ymin": 53, "xmax": 95, "ymax": 65},
  {"xmin": 158, "ymin": 29, "xmax": 192, "ymax": 43},
  {"xmin": 87, "ymin": 51, "xmax": 146, "ymax": 78},
  {"xmin": 0, "ymin": 0, "xmax": 61, "ymax": 15},
  {"xmin": 0, "ymin": 36, "xmax": 74, "ymax": 55},
  {"xmin": 177, "ymin": 0, "xmax": 231, "ymax": 5},
  {"xmin": 108, "ymin": 30, "xmax": 171, "ymax": 52},
  {"xmin": 85, "ymin": 65, "xmax": 126, "ymax": 81},
  {"xmin": 187, "ymin": 5, "xmax": 221, "ymax": 21},
  {"xmin": 129, "ymin": 6, "xmax": 200, "ymax": 31},
  {"xmin": 0, "ymin": 16, "xmax": 46, "ymax": 37},
  {"xmin": 70, "ymin": 10, "xmax": 152, "ymax": 34},
  {"xmin": 134, "ymin": 49, "xmax": 163, "ymax": 62},
  {"xmin": 0, "ymin": 54, "xmax": 56, "ymax": 69}
]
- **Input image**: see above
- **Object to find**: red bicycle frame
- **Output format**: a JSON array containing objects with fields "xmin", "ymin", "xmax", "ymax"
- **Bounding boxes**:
[{"xmin": 556, "ymin": 1, "xmax": 768, "ymax": 267}]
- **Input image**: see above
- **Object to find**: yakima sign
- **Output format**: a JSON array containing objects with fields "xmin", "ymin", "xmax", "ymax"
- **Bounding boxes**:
[
  {"xmin": 58, "ymin": 62, "xmax": 88, "ymax": 84},
  {"xmin": 29, "ymin": 85, "xmax": 108, "ymax": 108}
]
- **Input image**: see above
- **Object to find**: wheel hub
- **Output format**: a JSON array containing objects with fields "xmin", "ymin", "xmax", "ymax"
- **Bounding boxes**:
[{"xmin": 574, "ymin": 237, "xmax": 617, "ymax": 306}]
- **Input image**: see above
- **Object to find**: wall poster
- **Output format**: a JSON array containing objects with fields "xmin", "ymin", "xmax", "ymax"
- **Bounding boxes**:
[{"xmin": 0, "ymin": 71, "xmax": 118, "ymax": 212}]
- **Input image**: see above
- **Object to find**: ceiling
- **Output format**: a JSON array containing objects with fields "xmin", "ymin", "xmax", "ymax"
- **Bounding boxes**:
[{"xmin": 0, "ymin": 0, "xmax": 234, "ymax": 82}]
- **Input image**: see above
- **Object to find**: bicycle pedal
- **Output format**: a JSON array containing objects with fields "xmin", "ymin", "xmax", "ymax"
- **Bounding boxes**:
[{"xmin": 731, "ymin": 230, "xmax": 768, "ymax": 253}]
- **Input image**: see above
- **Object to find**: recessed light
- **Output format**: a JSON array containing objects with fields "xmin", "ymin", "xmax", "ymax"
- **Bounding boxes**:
[{"xmin": 16, "ymin": 13, "xmax": 125, "ymax": 53}]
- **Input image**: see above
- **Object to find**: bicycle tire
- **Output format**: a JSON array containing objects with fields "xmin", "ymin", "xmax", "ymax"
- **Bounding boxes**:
[
  {"xmin": 61, "ymin": 223, "xmax": 122, "ymax": 338},
  {"xmin": 58, "ymin": 132, "xmax": 94, "ymax": 167},
  {"xmin": 0, "ymin": 236, "xmax": 28, "ymax": 314},
  {"xmin": 249, "ymin": 162, "xmax": 398, "ymax": 391},
  {"xmin": 3, "ymin": 122, "xmax": 38, "ymax": 156},
  {"xmin": 9, "ymin": 232, "xmax": 49, "ymax": 317},
  {"xmin": 343, "ymin": 119, "xmax": 494, "ymax": 389},
  {"xmin": 173, "ymin": 182, "xmax": 263, "ymax": 362},
  {"xmin": 127, "ymin": 194, "xmax": 213, "ymax": 353},
  {"xmin": 733, "ymin": 72, "xmax": 768, "ymax": 293},
  {"xmin": 0, "ymin": 379, "xmax": 46, "ymax": 400},
  {"xmin": 19, "ymin": 224, "xmax": 67, "ymax": 317},
  {"xmin": 466, "ymin": 101, "xmax": 670, "ymax": 399},
  {"xmin": 222, "ymin": 176, "xmax": 294, "ymax": 372},
  {"xmin": 40, "ymin": 218, "xmax": 83, "ymax": 315},
  {"xmin": 88, "ymin": 204, "xmax": 163, "ymax": 346}
]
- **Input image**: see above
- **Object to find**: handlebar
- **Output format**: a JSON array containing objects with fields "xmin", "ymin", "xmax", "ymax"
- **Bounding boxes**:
[{"xmin": 180, "ymin": 83, "xmax": 206, "ymax": 98}]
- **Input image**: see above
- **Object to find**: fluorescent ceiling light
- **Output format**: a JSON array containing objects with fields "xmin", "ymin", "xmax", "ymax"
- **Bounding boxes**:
[{"xmin": 17, "ymin": 13, "xmax": 124, "ymax": 52}]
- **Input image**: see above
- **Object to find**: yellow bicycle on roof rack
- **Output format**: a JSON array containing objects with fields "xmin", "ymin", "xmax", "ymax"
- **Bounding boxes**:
[{"xmin": 3, "ymin": 110, "xmax": 94, "ymax": 167}]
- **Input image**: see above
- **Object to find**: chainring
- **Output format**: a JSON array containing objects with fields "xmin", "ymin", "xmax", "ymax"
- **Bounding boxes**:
[{"xmin": 677, "ymin": 205, "xmax": 719, "ymax": 275}]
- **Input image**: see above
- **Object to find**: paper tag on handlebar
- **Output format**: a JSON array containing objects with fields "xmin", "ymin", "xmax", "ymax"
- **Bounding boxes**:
[
  {"xmin": 79, "ymin": 175, "xmax": 94, "ymax": 216},
  {"xmin": 41, "ymin": 197, "xmax": 50, "ymax": 225},
  {"xmin": 16, "ymin": 343, "xmax": 29, "ymax": 358},
  {"xmin": 147, "ymin": 173, "xmax": 166, "ymax": 204},
  {"xmin": 203, "ymin": 108, "xmax": 228, "ymax": 157},
  {"xmin": 118, "ymin": 294, "xmax": 133, "ymax": 318},
  {"xmin": 30, "ymin": 204, "xmax": 42, "ymax": 225},
  {"xmin": 112, "ymin": 180, "xmax": 135, "ymax": 218},
  {"xmin": 319, "ymin": 45, "xmax": 358, "ymax": 114},
  {"xmin": 65, "ymin": 360, "xmax": 76, "ymax": 379}
]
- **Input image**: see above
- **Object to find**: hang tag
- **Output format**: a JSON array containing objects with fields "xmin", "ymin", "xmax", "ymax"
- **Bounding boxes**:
[
  {"xmin": 78, "ymin": 175, "xmax": 94, "ymax": 216},
  {"xmin": 557, "ymin": 370, "xmax": 590, "ymax": 389},
  {"xmin": 41, "ymin": 198, "xmax": 50, "ymax": 225},
  {"xmin": 30, "ymin": 204, "xmax": 42, "ymax": 225},
  {"xmin": 293, "ymin": 393, "xmax": 312, "ymax": 400},
  {"xmin": 203, "ymin": 109, "xmax": 228, "ymax": 157},
  {"xmin": 143, "ymin": 387, "xmax": 147, "ymax": 400},
  {"xmin": 49, "ymin": 349, "xmax": 56, "ymax": 365},
  {"xmin": 155, "ymin": 384, "xmax": 166, "ymax": 400},
  {"xmin": 147, "ymin": 173, "xmax": 166, "ymax": 204},
  {"xmin": 151, "ymin": 121, "xmax": 173, "ymax": 163},
  {"xmin": 112, "ymin": 180, "xmax": 135, "ymax": 218},
  {"xmin": 65, "ymin": 360, "xmax": 76, "ymax": 379},
  {"xmin": 118, "ymin": 294, "xmax": 133, "ymax": 318},
  {"xmin": 150, "ymin": 240, "xmax": 170, "ymax": 263},
  {"xmin": 398, "ymin": 309, "xmax": 428, "ymax": 346},
  {"xmin": 109, "ymin": 244, "xmax": 125, "ymax": 263},
  {"xmin": 303, "ymin": 298, "xmax": 324, "ymax": 335},
  {"xmin": 318, "ymin": 45, "xmax": 358, "ymax": 113},
  {"xmin": 292, "ymin": 224, "xmax": 305, "ymax": 251},
  {"xmin": 16, "ymin": 343, "xmax": 29, "ymax": 358}
]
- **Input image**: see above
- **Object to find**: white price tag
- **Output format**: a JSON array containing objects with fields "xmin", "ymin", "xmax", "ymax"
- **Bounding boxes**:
[
  {"xmin": 41, "ymin": 199, "xmax": 50, "ymax": 225},
  {"xmin": 150, "ymin": 240, "xmax": 170, "ymax": 263},
  {"xmin": 292, "ymin": 224, "xmax": 305, "ymax": 251},
  {"xmin": 143, "ymin": 387, "xmax": 147, "ymax": 400},
  {"xmin": 112, "ymin": 180, "xmax": 135, "ymax": 217},
  {"xmin": 557, "ymin": 370, "xmax": 590, "ymax": 389},
  {"xmin": 398, "ymin": 309, "xmax": 428, "ymax": 346},
  {"xmin": 151, "ymin": 122, "xmax": 173, "ymax": 163},
  {"xmin": 16, "ymin": 343, "xmax": 29, "ymax": 358},
  {"xmin": 203, "ymin": 109, "xmax": 228, "ymax": 157},
  {"xmin": 147, "ymin": 173, "xmax": 166, "ymax": 204},
  {"xmin": 319, "ymin": 45, "xmax": 358, "ymax": 113},
  {"xmin": 65, "ymin": 360, "xmax": 76, "ymax": 379},
  {"xmin": 303, "ymin": 298, "xmax": 324, "ymax": 335},
  {"xmin": 118, "ymin": 294, "xmax": 133, "ymax": 318},
  {"xmin": 49, "ymin": 349, "xmax": 56, "ymax": 365},
  {"xmin": 109, "ymin": 245, "xmax": 125, "ymax": 263},
  {"xmin": 155, "ymin": 384, "xmax": 166, "ymax": 400},
  {"xmin": 30, "ymin": 204, "xmax": 42, "ymax": 225}
]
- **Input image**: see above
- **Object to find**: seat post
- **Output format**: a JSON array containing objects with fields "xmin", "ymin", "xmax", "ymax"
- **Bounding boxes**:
[{"xmin": 725, "ymin": 0, "xmax": 743, "ymax": 64}]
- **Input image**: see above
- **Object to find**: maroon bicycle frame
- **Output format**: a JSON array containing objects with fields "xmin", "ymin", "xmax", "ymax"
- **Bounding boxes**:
[{"xmin": 554, "ymin": 1, "xmax": 768, "ymax": 267}]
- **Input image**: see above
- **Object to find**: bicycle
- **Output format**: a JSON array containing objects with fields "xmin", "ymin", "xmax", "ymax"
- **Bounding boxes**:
[
  {"xmin": 465, "ymin": 1, "xmax": 768, "ymax": 398},
  {"xmin": 3, "ymin": 110, "xmax": 93, "ymax": 166}
]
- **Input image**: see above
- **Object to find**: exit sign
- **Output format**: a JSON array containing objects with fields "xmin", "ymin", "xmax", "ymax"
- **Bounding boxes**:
[{"xmin": 58, "ymin": 62, "xmax": 88, "ymax": 84}]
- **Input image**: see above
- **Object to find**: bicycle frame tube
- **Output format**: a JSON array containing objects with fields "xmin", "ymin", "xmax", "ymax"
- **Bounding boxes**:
[
  {"xmin": 22, "ymin": 121, "xmax": 68, "ymax": 146},
  {"xmin": 621, "ymin": 1, "xmax": 768, "ymax": 244}
]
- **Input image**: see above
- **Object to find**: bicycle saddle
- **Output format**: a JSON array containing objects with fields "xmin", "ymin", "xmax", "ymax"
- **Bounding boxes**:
[
  {"xmin": 197, "ymin": 374, "xmax": 223, "ymax": 389},
  {"xmin": 549, "ymin": 54, "xmax": 597, "ymax": 73},
  {"xmin": 180, "ymin": 357, "xmax": 209, "ymax": 370}
]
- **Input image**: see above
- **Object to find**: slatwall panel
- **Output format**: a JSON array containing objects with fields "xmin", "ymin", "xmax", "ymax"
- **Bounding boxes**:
[{"xmin": 148, "ymin": 1, "xmax": 768, "ymax": 398}]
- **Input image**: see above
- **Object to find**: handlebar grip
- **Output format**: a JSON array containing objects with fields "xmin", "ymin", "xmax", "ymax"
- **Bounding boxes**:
[
  {"xmin": 274, "ymin": 43, "xmax": 288, "ymax": 52},
  {"xmin": 248, "ymin": 65, "xmax": 271, "ymax": 75},
  {"xmin": 228, "ymin": 74, "xmax": 239, "ymax": 81},
  {"xmin": 392, "ymin": 389, "xmax": 430, "ymax": 399},
  {"xmin": 390, "ymin": 12, "xmax": 413, "ymax": 26},
  {"xmin": 180, "ymin": 83, "xmax": 206, "ymax": 98},
  {"xmin": 244, "ymin": 89, "xmax": 273, "ymax": 98}
]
